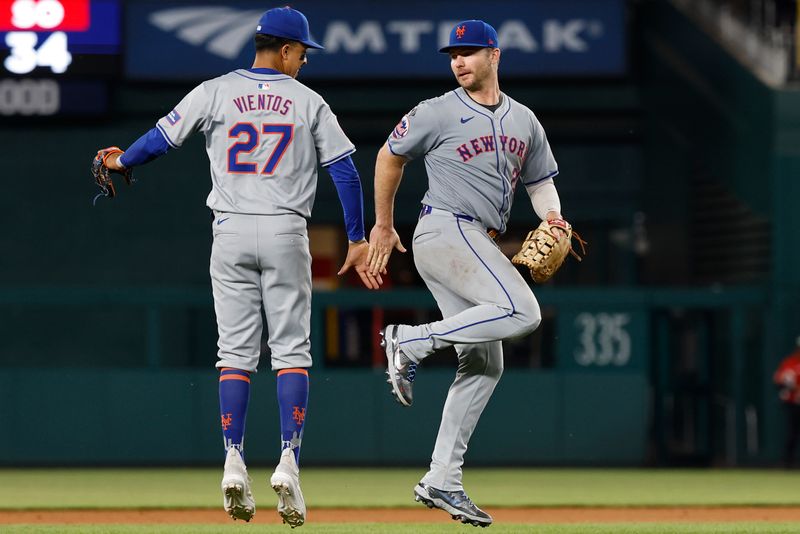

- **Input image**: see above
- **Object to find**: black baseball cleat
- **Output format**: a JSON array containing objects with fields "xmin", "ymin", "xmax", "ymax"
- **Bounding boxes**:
[
  {"xmin": 414, "ymin": 482, "xmax": 493, "ymax": 527},
  {"xmin": 381, "ymin": 325, "xmax": 417, "ymax": 407}
]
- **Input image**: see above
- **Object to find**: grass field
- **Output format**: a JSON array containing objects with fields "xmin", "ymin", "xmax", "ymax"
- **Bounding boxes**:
[
  {"xmin": 3, "ymin": 467, "xmax": 800, "ymax": 508},
  {"xmin": 2, "ymin": 467, "xmax": 800, "ymax": 533}
]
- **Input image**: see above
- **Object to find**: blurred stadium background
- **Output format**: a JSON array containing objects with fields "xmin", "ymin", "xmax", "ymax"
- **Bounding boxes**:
[{"xmin": 0, "ymin": 0, "xmax": 798, "ymax": 473}]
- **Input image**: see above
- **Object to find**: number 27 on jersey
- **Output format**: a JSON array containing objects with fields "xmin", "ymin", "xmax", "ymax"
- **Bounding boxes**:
[{"xmin": 228, "ymin": 122, "xmax": 293, "ymax": 175}]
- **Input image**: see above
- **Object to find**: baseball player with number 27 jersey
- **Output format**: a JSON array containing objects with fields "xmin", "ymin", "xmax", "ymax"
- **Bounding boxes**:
[
  {"xmin": 367, "ymin": 20, "xmax": 567, "ymax": 527},
  {"xmin": 96, "ymin": 7, "xmax": 381, "ymax": 527}
]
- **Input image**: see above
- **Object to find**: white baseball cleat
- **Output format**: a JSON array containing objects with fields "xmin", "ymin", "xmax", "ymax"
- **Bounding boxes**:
[
  {"xmin": 382, "ymin": 324, "xmax": 417, "ymax": 407},
  {"xmin": 221, "ymin": 447, "xmax": 255, "ymax": 522},
  {"xmin": 270, "ymin": 447, "xmax": 306, "ymax": 528}
]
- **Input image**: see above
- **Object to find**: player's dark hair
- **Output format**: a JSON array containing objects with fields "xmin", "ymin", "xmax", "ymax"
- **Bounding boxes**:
[{"xmin": 255, "ymin": 34, "xmax": 295, "ymax": 52}]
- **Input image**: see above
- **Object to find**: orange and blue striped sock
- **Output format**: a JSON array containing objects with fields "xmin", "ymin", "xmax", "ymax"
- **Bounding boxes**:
[
  {"xmin": 219, "ymin": 367, "xmax": 250, "ymax": 457},
  {"xmin": 277, "ymin": 368, "xmax": 309, "ymax": 466}
]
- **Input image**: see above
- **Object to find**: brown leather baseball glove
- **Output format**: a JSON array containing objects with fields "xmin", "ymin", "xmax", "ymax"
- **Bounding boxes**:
[
  {"xmin": 91, "ymin": 146, "xmax": 134, "ymax": 201},
  {"xmin": 511, "ymin": 218, "xmax": 587, "ymax": 283}
]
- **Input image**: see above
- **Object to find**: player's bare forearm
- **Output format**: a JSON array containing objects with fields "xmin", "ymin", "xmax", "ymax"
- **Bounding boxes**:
[
  {"xmin": 373, "ymin": 143, "xmax": 406, "ymax": 227},
  {"xmin": 368, "ymin": 144, "xmax": 408, "ymax": 276}
]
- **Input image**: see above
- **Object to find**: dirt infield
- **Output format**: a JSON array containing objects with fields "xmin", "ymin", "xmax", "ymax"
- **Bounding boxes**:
[{"xmin": 2, "ymin": 507, "xmax": 800, "ymax": 524}]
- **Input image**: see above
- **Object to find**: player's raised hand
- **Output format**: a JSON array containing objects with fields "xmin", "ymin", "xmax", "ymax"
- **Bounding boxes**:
[
  {"xmin": 338, "ymin": 239, "xmax": 383, "ymax": 289},
  {"xmin": 367, "ymin": 224, "xmax": 406, "ymax": 276}
]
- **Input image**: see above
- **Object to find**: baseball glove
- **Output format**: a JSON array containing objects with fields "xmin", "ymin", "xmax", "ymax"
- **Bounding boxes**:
[
  {"xmin": 511, "ymin": 218, "xmax": 587, "ymax": 283},
  {"xmin": 91, "ymin": 146, "xmax": 134, "ymax": 201}
]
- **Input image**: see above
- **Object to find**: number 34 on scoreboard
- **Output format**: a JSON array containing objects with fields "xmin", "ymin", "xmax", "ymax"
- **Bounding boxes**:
[{"xmin": 1, "ymin": 0, "xmax": 90, "ymax": 75}]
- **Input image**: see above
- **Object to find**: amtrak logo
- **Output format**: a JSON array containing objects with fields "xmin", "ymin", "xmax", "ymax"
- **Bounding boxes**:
[
  {"xmin": 148, "ymin": 6, "xmax": 263, "ymax": 59},
  {"xmin": 147, "ymin": 7, "xmax": 607, "ymax": 58}
]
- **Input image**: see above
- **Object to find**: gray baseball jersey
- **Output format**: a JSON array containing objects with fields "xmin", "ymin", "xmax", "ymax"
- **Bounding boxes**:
[
  {"xmin": 387, "ymin": 86, "xmax": 557, "ymax": 234},
  {"xmin": 155, "ymin": 68, "xmax": 355, "ymax": 372},
  {"xmin": 385, "ymin": 86, "xmax": 559, "ymax": 491},
  {"xmin": 157, "ymin": 68, "xmax": 355, "ymax": 217}
]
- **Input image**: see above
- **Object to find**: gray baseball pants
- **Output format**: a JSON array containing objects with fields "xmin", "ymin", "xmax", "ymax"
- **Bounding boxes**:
[
  {"xmin": 210, "ymin": 211, "xmax": 313, "ymax": 372},
  {"xmin": 398, "ymin": 207, "xmax": 541, "ymax": 491}
]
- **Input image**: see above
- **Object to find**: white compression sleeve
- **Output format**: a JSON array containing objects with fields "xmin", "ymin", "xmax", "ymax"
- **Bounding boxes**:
[{"xmin": 526, "ymin": 178, "xmax": 561, "ymax": 220}]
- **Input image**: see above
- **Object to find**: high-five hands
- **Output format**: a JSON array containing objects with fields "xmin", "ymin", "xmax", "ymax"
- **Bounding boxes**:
[
  {"xmin": 338, "ymin": 239, "xmax": 384, "ymax": 289},
  {"xmin": 366, "ymin": 224, "xmax": 406, "ymax": 277}
]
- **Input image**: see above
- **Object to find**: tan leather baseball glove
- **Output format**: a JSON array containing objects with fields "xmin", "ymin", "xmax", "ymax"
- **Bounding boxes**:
[{"xmin": 511, "ymin": 219, "xmax": 587, "ymax": 283}]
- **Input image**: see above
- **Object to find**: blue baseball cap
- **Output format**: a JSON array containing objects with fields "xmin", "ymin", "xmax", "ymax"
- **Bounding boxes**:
[
  {"xmin": 255, "ymin": 7, "xmax": 323, "ymax": 50},
  {"xmin": 439, "ymin": 20, "xmax": 498, "ymax": 53}
]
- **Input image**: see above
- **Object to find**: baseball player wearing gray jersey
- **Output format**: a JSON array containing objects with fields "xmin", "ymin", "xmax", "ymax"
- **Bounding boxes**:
[
  {"xmin": 98, "ymin": 7, "xmax": 382, "ymax": 527},
  {"xmin": 366, "ymin": 20, "xmax": 568, "ymax": 527}
]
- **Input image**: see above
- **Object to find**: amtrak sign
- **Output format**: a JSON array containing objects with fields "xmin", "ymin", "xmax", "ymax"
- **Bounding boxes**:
[
  {"xmin": 313, "ymin": 19, "xmax": 606, "ymax": 54},
  {"xmin": 126, "ymin": 0, "xmax": 625, "ymax": 79}
]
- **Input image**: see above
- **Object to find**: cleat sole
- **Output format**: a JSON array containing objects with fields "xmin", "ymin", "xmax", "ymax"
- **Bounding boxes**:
[
  {"xmin": 223, "ymin": 483, "xmax": 254, "ymax": 522},
  {"xmin": 271, "ymin": 481, "xmax": 305, "ymax": 528}
]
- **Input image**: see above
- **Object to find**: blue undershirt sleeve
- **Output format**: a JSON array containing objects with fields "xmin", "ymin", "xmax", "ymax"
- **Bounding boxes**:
[
  {"xmin": 324, "ymin": 155, "xmax": 365, "ymax": 242},
  {"xmin": 117, "ymin": 127, "xmax": 172, "ymax": 168}
]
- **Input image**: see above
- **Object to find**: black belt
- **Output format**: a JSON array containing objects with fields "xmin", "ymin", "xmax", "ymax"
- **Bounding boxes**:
[{"xmin": 419, "ymin": 205, "xmax": 499, "ymax": 240}]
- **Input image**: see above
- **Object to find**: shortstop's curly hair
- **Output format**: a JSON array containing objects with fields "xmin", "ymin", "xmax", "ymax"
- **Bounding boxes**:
[{"xmin": 255, "ymin": 33, "xmax": 296, "ymax": 52}]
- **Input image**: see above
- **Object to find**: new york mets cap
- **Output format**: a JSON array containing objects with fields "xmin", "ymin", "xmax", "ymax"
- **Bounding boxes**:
[
  {"xmin": 439, "ymin": 20, "xmax": 498, "ymax": 53},
  {"xmin": 255, "ymin": 6, "xmax": 323, "ymax": 50}
]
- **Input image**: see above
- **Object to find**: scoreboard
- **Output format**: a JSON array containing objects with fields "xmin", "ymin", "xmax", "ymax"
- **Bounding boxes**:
[{"xmin": 0, "ymin": 0, "xmax": 121, "ymax": 116}]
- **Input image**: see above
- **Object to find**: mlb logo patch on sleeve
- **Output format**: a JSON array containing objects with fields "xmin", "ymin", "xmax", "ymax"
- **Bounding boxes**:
[{"xmin": 167, "ymin": 109, "xmax": 182, "ymax": 125}]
